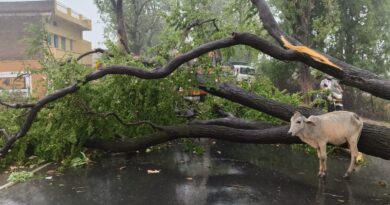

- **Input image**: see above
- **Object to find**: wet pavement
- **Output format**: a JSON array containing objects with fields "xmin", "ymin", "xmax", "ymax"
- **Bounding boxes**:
[{"xmin": 0, "ymin": 140, "xmax": 389, "ymax": 205}]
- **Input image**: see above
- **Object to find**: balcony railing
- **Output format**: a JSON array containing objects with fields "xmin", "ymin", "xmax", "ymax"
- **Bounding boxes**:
[
  {"xmin": 54, "ymin": 1, "xmax": 91, "ymax": 29},
  {"xmin": 55, "ymin": 2, "xmax": 67, "ymax": 14}
]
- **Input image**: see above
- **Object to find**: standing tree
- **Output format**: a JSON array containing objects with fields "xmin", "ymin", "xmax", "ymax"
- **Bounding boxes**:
[
  {"xmin": 95, "ymin": 0, "xmax": 167, "ymax": 55},
  {"xmin": 333, "ymin": 0, "xmax": 390, "ymax": 115}
]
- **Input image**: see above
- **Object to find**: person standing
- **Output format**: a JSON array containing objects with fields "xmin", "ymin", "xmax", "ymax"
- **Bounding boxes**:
[{"xmin": 320, "ymin": 76, "xmax": 343, "ymax": 111}]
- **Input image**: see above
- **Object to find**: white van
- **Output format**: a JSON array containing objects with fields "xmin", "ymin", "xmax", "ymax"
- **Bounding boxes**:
[{"xmin": 232, "ymin": 64, "xmax": 255, "ymax": 81}]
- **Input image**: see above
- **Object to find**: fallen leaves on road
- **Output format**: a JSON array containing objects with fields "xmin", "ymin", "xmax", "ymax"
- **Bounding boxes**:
[
  {"xmin": 356, "ymin": 152, "xmax": 365, "ymax": 164},
  {"xmin": 147, "ymin": 169, "xmax": 161, "ymax": 174}
]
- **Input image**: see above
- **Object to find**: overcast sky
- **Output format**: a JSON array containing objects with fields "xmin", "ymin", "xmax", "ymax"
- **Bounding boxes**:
[{"xmin": 0, "ymin": 0, "xmax": 106, "ymax": 49}]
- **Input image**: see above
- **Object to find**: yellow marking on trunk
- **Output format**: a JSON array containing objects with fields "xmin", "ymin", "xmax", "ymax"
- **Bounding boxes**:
[{"xmin": 281, "ymin": 36, "xmax": 342, "ymax": 70}]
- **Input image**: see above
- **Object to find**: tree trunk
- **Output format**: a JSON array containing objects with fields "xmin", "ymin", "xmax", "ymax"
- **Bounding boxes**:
[
  {"xmin": 297, "ymin": 64, "xmax": 312, "ymax": 103},
  {"xmin": 111, "ymin": 0, "xmax": 130, "ymax": 54},
  {"xmin": 295, "ymin": 0, "xmax": 314, "ymax": 103},
  {"xmin": 84, "ymin": 125, "xmax": 295, "ymax": 152}
]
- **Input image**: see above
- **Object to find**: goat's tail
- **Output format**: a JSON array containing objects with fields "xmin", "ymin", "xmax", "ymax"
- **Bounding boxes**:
[{"xmin": 351, "ymin": 113, "xmax": 364, "ymax": 128}]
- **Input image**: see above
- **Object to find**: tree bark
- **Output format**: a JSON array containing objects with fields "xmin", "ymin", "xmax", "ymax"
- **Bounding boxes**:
[
  {"xmin": 189, "ymin": 117, "xmax": 275, "ymax": 130},
  {"xmin": 84, "ymin": 125, "xmax": 299, "ymax": 153},
  {"xmin": 295, "ymin": 0, "xmax": 314, "ymax": 103},
  {"xmin": 111, "ymin": 0, "xmax": 130, "ymax": 54}
]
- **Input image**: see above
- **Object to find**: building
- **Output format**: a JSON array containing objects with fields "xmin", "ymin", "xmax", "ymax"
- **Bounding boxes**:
[{"xmin": 0, "ymin": 0, "xmax": 92, "ymax": 98}]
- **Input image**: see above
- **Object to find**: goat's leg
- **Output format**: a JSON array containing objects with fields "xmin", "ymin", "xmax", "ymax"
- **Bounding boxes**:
[
  {"xmin": 318, "ymin": 144, "xmax": 327, "ymax": 178},
  {"xmin": 344, "ymin": 137, "xmax": 359, "ymax": 179},
  {"xmin": 317, "ymin": 148, "xmax": 324, "ymax": 176}
]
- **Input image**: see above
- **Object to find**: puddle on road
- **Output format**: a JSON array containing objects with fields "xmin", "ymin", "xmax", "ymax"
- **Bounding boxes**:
[{"xmin": 0, "ymin": 140, "xmax": 389, "ymax": 205}]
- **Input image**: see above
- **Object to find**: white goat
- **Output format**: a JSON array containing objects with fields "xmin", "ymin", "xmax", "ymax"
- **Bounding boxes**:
[{"xmin": 288, "ymin": 111, "xmax": 363, "ymax": 178}]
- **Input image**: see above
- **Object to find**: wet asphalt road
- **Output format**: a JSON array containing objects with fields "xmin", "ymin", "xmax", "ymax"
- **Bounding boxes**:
[{"xmin": 0, "ymin": 141, "xmax": 389, "ymax": 205}]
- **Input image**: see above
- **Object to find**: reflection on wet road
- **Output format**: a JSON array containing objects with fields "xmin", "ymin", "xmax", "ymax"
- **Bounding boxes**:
[{"xmin": 0, "ymin": 140, "xmax": 389, "ymax": 205}]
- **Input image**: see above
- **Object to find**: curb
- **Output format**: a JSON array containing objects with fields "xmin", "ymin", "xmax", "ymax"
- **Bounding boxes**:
[{"xmin": 0, "ymin": 162, "xmax": 52, "ymax": 190}]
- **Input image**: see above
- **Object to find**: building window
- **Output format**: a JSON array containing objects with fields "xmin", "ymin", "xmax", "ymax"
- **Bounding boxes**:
[
  {"xmin": 70, "ymin": 39, "xmax": 73, "ymax": 51},
  {"xmin": 61, "ymin": 36, "xmax": 66, "ymax": 50},
  {"xmin": 53, "ymin": 34, "xmax": 58, "ymax": 48},
  {"xmin": 47, "ymin": 34, "xmax": 52, "ymax": 46}
]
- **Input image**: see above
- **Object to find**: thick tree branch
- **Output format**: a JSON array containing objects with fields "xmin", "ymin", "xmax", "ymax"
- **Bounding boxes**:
[
  {"xmin": 190, "ymin": 117, "xmax": 275, "ymax": 130},
  {"xmin": 84, "ymin": 38, "xmax": 239, "ymax": 81},
  {"xmin": 199, "ymin": 81, "xmax": 322, "ymax": 122},
  {"xmin": 61, "ymin": 48, "xmax": 107, "ymax": 66},
  {"xmin": 250, "ymin": 0, "xmax": 298, "ymax": 46},
  {"xmin": 84, "ymin": 125, "xmax": 299, "ymax": 152},
  {"xmin": 0, "ymin": 100, "xmax": 35, "ymax": 109},
  {"xmin": 76, "ymin": 48, "xmax": 107, "ymax": 62},
  {"xmin": 248, "ymin": 0, "xmax": 390, "ymax": 99},
  {"xmin": 232, "ymin": 32, "xmax": 390, "ymax": 100},
  {"xmin": 184, "ymin": 19, "xmax": 219, "ymax": 34}
]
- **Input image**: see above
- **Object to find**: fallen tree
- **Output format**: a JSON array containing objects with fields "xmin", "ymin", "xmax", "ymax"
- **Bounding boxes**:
[
  {"xmin": 83, "ymin": 82, "xmax": 390, "ymax": 160},
  {"xmin": 84, "ymin": 122, "xmax": 390, "ymax": 160},
  {"xmin": 0, "ymin": 0, "xmax": 389, "ymax": 162}
]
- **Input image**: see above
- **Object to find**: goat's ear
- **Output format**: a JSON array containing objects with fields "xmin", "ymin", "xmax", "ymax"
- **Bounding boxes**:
[
  {"xmin": 304, "ymin": 117, "xmax": 316, "ymax": 126},
  {"xmin": 293, "ymin": 111, "xmax": 302, "ymax": 116}
]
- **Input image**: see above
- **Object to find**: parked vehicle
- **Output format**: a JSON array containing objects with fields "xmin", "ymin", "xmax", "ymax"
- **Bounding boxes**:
[{"xmin": 232, "ymin": 64, "xmax": 256, "ymax": 82}]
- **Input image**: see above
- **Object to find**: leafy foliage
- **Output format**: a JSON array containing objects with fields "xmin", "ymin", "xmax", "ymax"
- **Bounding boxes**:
[
  {"xmin": 7, "ymin": 171, "xmax": 34, "ymax": 183},
  {"xmin": 68, "ymin": 152, "xmax": 91, "ymax": 168}
]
